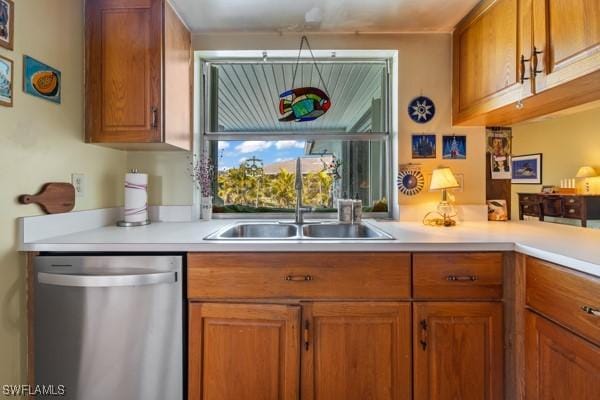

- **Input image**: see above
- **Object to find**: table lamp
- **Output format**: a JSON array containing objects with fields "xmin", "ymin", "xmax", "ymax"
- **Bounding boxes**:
[
  {"xmin": 576, "ymin": 166, "xmax": 597, "ymax": 194},
  {"xmin": 429, "ymin": 167, "xmax": 460, "ymax": 226}
]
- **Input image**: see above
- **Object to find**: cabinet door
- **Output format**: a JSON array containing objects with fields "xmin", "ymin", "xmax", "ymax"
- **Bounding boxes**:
[
  {"xmin": 413, "ymin": 302, "xmax": 504, "ymax": 400},
  {"xmin": 301, "ymin": 302, "xmax": 411, "ymax": 400},
  {"xmin": 453, "ymin": 0, "xmax": 532, "ymax": 124},
  {"xmin": 188, "ymin": 303, "xmax": 300, "ymax": 400},
  {"xmin": 533, "ymin": 0, "xmax": 600, "ymax": 92},
  {"xmin": 525, "ymin": 311, "xmax": 600, "ymax": 400},
  {"xmin": 85, "ymin": 0, "xmax": 162, "ymax": 144}
]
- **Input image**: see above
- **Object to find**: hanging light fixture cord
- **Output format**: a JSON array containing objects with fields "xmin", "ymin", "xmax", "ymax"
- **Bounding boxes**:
[{"xmin": 290, "ymin": 35, "xmax": 331, "ymax": 97}]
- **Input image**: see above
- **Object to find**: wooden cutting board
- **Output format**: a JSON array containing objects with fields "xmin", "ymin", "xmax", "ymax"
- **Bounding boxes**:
[{"xmin": 19, "ymin": 183, "xmax": 75, "ymax": 214}]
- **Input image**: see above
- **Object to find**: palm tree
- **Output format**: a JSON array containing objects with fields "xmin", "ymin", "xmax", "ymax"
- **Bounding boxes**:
[{"xmin": 269, "ymin": 168, "xmax": 296, "ymax": 208}]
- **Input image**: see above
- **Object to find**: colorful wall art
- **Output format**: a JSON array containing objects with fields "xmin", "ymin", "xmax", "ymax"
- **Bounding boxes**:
[
  {"xmin": 0, "ymin": 0, "xmax": 13, "ymax": 50},
  {"xmin": 411, "ymin": 134, "xmax": 436, "ymax": 159},
  {"xmin": 408, "ymin": 96, "xmax": 435, "ymax": 123},
  {"xmin": 442, "ymin": 135, "xmax": 467, "ymax": 159},
  {"xmin": 0, "ymin": 54, "xmax": 12, "ymax": 107},
  {"xmin": 23, "ymin": 55, "xmax": 61, "ymax": 104}
]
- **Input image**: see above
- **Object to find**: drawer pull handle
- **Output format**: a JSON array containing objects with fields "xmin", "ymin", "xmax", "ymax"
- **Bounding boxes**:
[
  {"xmin": 568, "ymin": 199, "xmax": 575, "ymax": 204},
  {"xmin": 446, "ymin": 275, "xmax": 478, "ymax": 282},
  {"xmin": 285, "ymin": 275, "xmax": 313, "ymax": 282},
  {"xmin": 568, "ymin": 209, "xmax": 576, "ymax": 214},
  {"xmin": 581, "ymin": 306, "xmax": 600, "ymax": 317}
]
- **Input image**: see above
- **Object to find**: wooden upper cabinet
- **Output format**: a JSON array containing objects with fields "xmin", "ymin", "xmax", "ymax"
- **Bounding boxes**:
[
  {"xmin": 453, "ymin": 0, "xmax": 530, "ymax": 124},
  {"xmin": 301, "ymin": 302, "xmax": 411, "ymax": 400},
  {"xmin": 85, "ymin": 0, "xmax": 191, "ymax": 150},
  {"xmin": 413, "ymin": 302, "xmax": 504, "ymax": 400},
  {"xmin": 532, "ymin": 0, "xmax": 600, "ymax": 92},
  {"xmin": 188, "ymin": 302, "xmax": 300, "ymax": 400},
  {"xmin": 453, "ymin": 0, "xmax": 600, "ymax": 125},
  {"xmin": 525, "ymin": 311, "xmax": 600, "ymax": 400}
]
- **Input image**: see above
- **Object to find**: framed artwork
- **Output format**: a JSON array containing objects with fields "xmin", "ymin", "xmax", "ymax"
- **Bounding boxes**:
[
  {"xmin": 411, "ymin": 134, "xmax": 436, "ymax": 159},
  {"xmin": 512, "ymin": 154, "xmax": 542, "ymax": 184},
  {"xmin": 23, "ymin": 55, "xmax": 61, "ymax": 104},
  {"xmin": 0, "ymin": 54, "xmax": 12, "ymax": 107},
  {"xmin": 0, "ymin": 0, "xmax": 13, "ymax": 50},
  {"xmin": 487, "ymin": 200, "xmax": 508, "ymax": 221},
  {"xmin": 491, "ymin": 153, "xmax": 511, "ymax": 179},
  {"xmin": 442, "ymin": 135, "xmax": 467, "ymax": 159}
]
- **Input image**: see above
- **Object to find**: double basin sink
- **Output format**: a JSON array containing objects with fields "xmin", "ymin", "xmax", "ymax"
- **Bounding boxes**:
[{"xmin": 205, "ymin": 221, "xmax": 393, "ymax": 240}]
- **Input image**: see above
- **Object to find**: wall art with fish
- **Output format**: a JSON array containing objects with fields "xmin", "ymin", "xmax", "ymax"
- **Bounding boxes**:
[{"xmin": 23, "ymin": 55, "xmax": 61, "ymax": 104}]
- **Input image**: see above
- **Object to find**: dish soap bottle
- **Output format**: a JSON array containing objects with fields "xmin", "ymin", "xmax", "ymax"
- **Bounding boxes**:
[
  {"xmin": 353, "ymin": 193, "xmax": 362, "ymax": 224},
  {"xmin": 338, "ymin": 192, "xmax": 353, "ymax": 223}
]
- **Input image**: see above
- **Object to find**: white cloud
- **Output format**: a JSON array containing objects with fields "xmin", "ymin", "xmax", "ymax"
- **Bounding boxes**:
[
  {"xmin": 235, "ymin": 141, "xmax": 273, "ymax": 154},
  {"xmin": 238, "ymin": 157, "xmax": 248, "ymax": 164},
  {"xmin": 275, "ymin": 140, "xmax": 305, "ymax": 150},
  {"xmin": 275, "ymin": 157, "xmax": 294, "ymax": 162},
  {"xmin": 218, "ymin": 142, "xmax": 230, "ymax": 150}
]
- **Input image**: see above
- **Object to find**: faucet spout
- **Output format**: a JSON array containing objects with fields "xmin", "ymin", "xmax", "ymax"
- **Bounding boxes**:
[{"xmin": 294, "ymin": 157, "xmax": 311, "ymax": 224}]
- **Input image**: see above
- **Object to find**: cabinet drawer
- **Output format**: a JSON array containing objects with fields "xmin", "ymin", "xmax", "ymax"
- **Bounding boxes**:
[
  {"xmin": 563, "ymin": 205, "xmax": 582, "ymax": 219},
  {"xmin": 188, "ymin": 253, "xmax": 411, "ymax": 300},
  {"xmin": 519, "ymin": 194, "xmax": 539, "ymax": 204},
  {"xmin": 526, "ymin": 257, "xmax": 600, "ymax": 344},
  {"xmin": 563, "ymin": 196, "xmax": 581, "ymax": 206},
  {"xmin": 521, "ymin": 203, "xmax": 540, "ymax": 216},
  {"xmin": 413, "ymin": 252, "xmax": 503, "ymax": 299}
]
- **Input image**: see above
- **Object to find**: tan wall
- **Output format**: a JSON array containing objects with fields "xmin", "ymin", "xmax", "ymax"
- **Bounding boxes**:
[
  {"xmin": 139, "ymin": 33, "xmax": 486, "ymax": 208},
  {"xmin": 511, "ymin": 107, "xmax": 600, "ymax": 218},
  {"xmin": 0, "ymin": 0, "xmax": 127, "ymax": 385}
]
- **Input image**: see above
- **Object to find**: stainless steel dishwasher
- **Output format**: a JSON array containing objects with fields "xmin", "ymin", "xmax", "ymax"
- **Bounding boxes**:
[{"xmin": 34, "ymin": 255, "xmax": 183, "ymax": 400}]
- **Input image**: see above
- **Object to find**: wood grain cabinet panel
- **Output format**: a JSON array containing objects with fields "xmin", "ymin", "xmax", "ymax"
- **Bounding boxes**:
[
  {"xmin": 85, "ymin": 0, "xmax": 191, "ymax": 150},
  {"xmin": 413, "ymin": 302, "xmax": 504, "ymax": 400},
  {"xmin": 188, "ymin": 302, "xmax": 300, "ymax": 400},
  {"xmin": 301, "ymin": 302, "xmax": 411, "ymax": 400},
  {"xmin": 525, "ymin": 311, "xmax": 600, "ymax": 400},
  {"xmin": 187, "ymin": 253, "xmax": 411, "ymax": 300},
  {"xmin": 526, "ymin": 257, "xmax": 600, "ymax": 344},
  {"xmin": 533, "ymin": 0, "xmax": 600, "ymax": 92},
  {"xmin": 413, "ymin": 252, "xmax": 503, "ymax": 299}
]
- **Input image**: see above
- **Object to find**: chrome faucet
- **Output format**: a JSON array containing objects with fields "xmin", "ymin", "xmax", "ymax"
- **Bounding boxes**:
[{"xmin": 295, "ymin": 157, "xmax": 312, "ymax": 224}]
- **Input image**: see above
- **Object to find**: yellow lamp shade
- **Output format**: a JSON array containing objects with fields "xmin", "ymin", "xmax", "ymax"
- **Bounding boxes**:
[
  {"xmin": 430, "ymin": 167, "xmax": 459, "ymax": 190},
  {"xmin": 576, "ymin": 166, "xmax": 597, "ymax": 178}
]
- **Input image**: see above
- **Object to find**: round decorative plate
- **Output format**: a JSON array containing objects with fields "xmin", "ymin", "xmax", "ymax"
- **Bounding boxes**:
[
  {"xmin": 397, "ymin": 169, "xmax": 425, "ymax": 196},
  {"xmin": 408, "ymin": 96, "xmax": 435, "ymax": 123}
]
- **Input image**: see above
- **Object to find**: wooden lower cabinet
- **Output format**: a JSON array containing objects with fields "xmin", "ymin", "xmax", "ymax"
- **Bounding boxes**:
[
  {"xmin": 188, "ymin": 303, "xmax": 300, "ymax": 400},
  {"xmin": 525, "ymin": 311, "xmax": 600, "ymax": 400},
  {"xmin": 413, "ymin": 302, "xmax": 504, "ymax": 400},
  {"xmin": 301, "ymin": 302, "xmax": 411, "ymax": 400}
]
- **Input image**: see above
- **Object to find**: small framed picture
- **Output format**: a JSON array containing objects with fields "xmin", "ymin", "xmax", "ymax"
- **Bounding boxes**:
[
  {"xmin": 0, "ymin": 0, "xmax": 14, "ymax": 50},
  {"xmin": 512, "ymin": 153, "xmax": 542, "ymax": 184},
  {"xmin": 491, "ymin": 153, "xmax": 511, "ymax": 179},
  {"xmin": 411, "ymin": 134, "xmax": 436, "ymax": 159},
  {"xmin": 23, "ymin": 55, "xmax": 61, "ymax": 104},
  {"xmin": 487, "ymin": 200, "xmax": 508, "ymax": 221},
  {"xmin": 0, "ymin": 54, "xmax": 13, "ymax": 107},
  {"xmin": 442, "ymin": 135, "xmax": 467, "ymax": 159}
]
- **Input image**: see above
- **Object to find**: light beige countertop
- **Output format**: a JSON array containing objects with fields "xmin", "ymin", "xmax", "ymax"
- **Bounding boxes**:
[{"xmin": 18, "ymin": 214, "xmax": 600, "ymax": 277}]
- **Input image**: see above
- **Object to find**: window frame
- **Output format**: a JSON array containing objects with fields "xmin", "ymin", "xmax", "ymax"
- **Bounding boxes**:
[{"xmin": 200, "ymin": 56, "xmax": 394, "ymax": 219}]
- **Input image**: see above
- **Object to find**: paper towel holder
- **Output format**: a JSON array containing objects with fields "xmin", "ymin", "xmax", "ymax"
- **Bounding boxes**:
[{"xmin": 117, "ymin": 168, "xmax": 151, "ymax": 227}]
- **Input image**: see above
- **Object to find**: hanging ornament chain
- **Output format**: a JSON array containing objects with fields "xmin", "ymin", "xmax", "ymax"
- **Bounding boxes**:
[{"xmin": 291, "ymin": 36, "xmax": 331, "ymax": 97}]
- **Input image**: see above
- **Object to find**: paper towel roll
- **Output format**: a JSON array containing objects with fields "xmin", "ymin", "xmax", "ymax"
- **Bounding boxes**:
[{"xmin": 124, "ymin": 172, "xmax": 148, "ymax": 223}]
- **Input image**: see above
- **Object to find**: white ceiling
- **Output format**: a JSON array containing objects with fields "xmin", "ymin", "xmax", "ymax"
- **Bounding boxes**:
[{"xmin": 171, "ymin": 0, "xmax": 479, "ymax": 34}]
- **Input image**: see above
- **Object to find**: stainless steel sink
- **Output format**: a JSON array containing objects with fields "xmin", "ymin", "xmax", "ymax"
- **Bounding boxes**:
[
  {"xmin": 302, "ymin": 223, "xmax": 393, "ymax": 239},
  {"xmin": 205, "ymin": 221, "xmax": 393, "ymax": 240},
  {"xmin": 206, "ymin": 222, "xmax": 299, "ymax": 240}
]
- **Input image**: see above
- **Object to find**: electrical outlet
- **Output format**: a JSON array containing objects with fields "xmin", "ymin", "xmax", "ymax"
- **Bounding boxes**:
[{"xmin": 72, "ymin": 173, "xmax": 85, "ymax": 197}]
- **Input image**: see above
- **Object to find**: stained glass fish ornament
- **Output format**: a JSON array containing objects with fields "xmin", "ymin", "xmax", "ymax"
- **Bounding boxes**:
[{"xmin": 279, "ymin": 36, "xmax": 332, "ymax": 122}]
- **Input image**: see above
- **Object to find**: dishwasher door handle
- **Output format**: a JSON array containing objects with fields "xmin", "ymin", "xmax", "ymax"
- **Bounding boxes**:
[{"xmin": 38, "ymin": 271, "xmax": 177, "ymax": 287}]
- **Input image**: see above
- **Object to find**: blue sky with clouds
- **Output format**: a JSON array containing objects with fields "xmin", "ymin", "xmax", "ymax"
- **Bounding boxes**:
[{"xmin": 217, "ymin": 140, "xmax": 306, "ymax": 170}]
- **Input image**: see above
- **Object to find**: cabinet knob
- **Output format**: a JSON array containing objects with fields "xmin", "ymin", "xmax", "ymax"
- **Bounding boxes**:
[
  {"xmin": 446, "ymin": 275, "xmax": 478, "ymax": 282},
  {"xmin": 568, "ymin": 209, "xmax": 575, "ymax": 214},
  {"xmin": 151, "ymin": 107, "xmax": 158, "ymax": 128},
  {"xmin": 581, "ymin": 306, "xmax": 600, "ymax": 317},
  {"xmin": 285, "ymin": 275, "xmax": 313, "ymax": 282}
]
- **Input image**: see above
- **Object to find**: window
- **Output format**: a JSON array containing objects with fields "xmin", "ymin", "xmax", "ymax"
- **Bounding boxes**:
[{"xmin": 202, "ymin": 57, "xmax": 392, "ymax": 215}]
